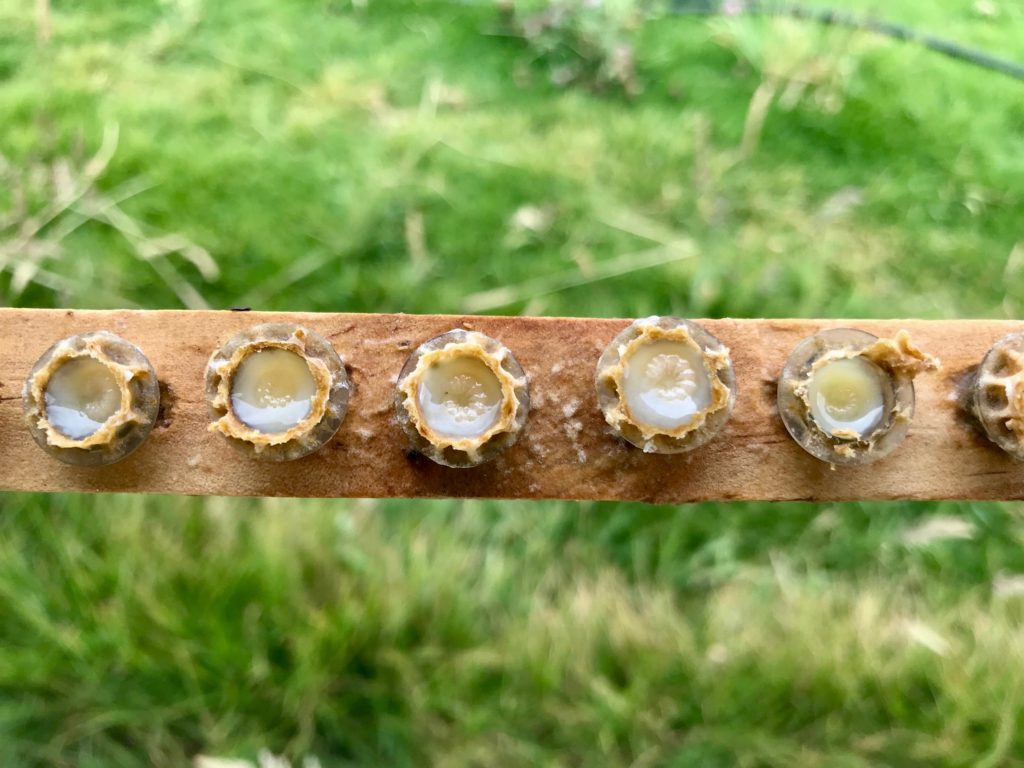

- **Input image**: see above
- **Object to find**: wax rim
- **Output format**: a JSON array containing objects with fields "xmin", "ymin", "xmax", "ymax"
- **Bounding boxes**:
[
  {"xmin": 27, "ymin": 344, "xmax": 141, "ymax": 450},
  {"xmin": 781, "ymin": 329, "xmax": 938, "ymax": 466},
  {"xmin": 975, "ymin": 334, "xmax": 1024, "ymax": 451},
  {"xmin": 398, "ymin": 335, "xmax": 523, "ymax": 459},
  {"xmin": 598, "ymin": 322, "xmax": 731, "ymax": 441},
  {"xmin": 209, "ymin": 333, "xmax": 333, "ymax": 447},
  {"xmin": 1013, "ymin": 373, "xmax": 1024, "ymax": 439},
  {"xmin": 795, "ymin": 331, "xmax": 938, "ymax": 445}
]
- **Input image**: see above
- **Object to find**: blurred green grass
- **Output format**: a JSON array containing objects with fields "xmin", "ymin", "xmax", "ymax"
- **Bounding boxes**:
[{"xmin": 2, "ymin": 0, "xmax": 1024, "ymax": 765}]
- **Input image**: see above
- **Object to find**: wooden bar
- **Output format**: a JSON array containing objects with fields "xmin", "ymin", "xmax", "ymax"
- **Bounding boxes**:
[{"xmin": 1, "ymin": 308, "xmax": 1022, "ymax": 502}]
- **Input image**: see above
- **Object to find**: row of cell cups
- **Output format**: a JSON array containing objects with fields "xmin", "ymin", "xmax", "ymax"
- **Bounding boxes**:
[{"xmin": 20, "ymin": 318, "xmax": 1024, "ymax": 469}]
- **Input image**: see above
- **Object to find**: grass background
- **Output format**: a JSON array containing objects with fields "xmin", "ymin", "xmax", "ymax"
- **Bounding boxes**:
[{"xmin": 2, "ymin": 0, "xmax": 1024, "ymax": 765}]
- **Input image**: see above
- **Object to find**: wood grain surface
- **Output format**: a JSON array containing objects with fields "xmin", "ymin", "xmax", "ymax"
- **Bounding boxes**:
[{"xmin": 1, "ymin": 309, "xmax": 1022, "ymax": 502}]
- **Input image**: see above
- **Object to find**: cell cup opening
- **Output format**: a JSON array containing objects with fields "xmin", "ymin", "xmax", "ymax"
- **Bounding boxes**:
[
  {"xmin": 395, "ymin": 329, "xmax": 529, "ymax": 468},
  {"xmin": 777, "ymin": 328, "xmax": 937, "ymax": 466},
  {"xmin": 45, "ymin": 356, "xmax": 124, "ymax": 440},
  {"xmin": 230, "ymin": 348, "xmax": 318, "ymax": 434},
  {"xmin": 22, "ymin": 332, "xmax": 160, "ymax": 467},
  {"xmin": 205, "ymin": 323, "xmax": 349, "ymax": 462},
  {"xmin": 595, "ymin": 317, "xmax": 735, "ymax": 454},
  {"xmin": 973, "ymin": 330, "xmax": 1024, "ymax": 461}
]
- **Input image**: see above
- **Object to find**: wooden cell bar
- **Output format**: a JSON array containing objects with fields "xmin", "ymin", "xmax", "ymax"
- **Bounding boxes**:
[{"xmin": 1, "ymin": 309, "xmax": 1022, "ymax": 502}]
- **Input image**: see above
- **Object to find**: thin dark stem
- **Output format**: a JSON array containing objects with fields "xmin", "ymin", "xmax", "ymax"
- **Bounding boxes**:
[{"xmin": 667, "ymin": 0, "xmax": 1024, "ymax": 81}]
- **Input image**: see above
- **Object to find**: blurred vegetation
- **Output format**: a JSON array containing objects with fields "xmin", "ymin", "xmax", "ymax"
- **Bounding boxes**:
[{"xmin": 1, "ymin": 0, "xmax": 1024, "ymax": 765}]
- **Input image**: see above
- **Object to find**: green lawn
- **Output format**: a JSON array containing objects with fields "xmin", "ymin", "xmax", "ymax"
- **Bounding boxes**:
[{"xmin": 2, "ymin": 0, "xmax": 1024, "ymax": 765}]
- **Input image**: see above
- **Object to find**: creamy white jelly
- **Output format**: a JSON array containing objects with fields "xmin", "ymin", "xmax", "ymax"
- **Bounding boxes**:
[
  {"xmin": 595, "ymin": 317, "xmax": 735, "ymax": 454},
  {"xmin": 44, "ymin": 357, "xmax": 122, "ymax": 440},
  {"xmin": 395, "ymin": 329, "xmax": 530, "ymax": 468},
  {"xmin": 620, "ymin": 338, "xmax": 712, "ymax": 432},
  {"xmin": 230, "ymin": 348, "xmax": 317, "ymax": 434},
  {"xmin": 777, "ymin": 328, "xmax": 938, "ymax": 466},
  {"xmin": 806, "ymin": 357, "xmax": 886, "ymax": 438},
  {"xmin": 417, "ymin": 355, "xmax": 504, "ymax": 440}
]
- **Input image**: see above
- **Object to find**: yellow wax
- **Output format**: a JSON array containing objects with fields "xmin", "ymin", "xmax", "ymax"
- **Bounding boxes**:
[
  {"xmin": 418, "ymin": 355, "xmax": 503, "ymax": 439},
  {"xmin": 231, "ymin": 348, "xmax": 316, "ymax": 433},
  {"xmin": 44, "ymin": 357, "xmax": 122, "ymax": 440},
  {"xmin": 807, "ymin": 357, "xmax": 886, "ymax": 437}
]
